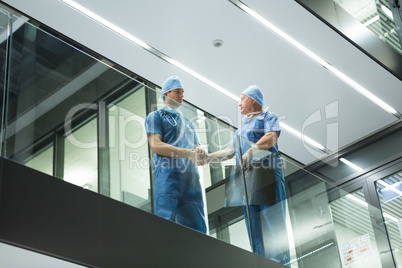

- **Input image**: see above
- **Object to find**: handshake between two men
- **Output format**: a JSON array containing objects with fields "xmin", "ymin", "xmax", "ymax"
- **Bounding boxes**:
[
  {"xmin": 188, "ymin": 146, "xmax": 210, "ymax": 166},
  {"xmin": 188, "ymin": 145, "xmax": 238, "ymax": 167}
]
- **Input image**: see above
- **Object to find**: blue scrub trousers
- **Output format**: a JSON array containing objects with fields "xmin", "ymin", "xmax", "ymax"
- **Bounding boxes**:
[
  {"xmin": 154, "ymin": 171, "xmax": 206, "ymax": 234},
  {"xmin": 243, "ymin": 166, "xmax": 290, "ymax": 266}
]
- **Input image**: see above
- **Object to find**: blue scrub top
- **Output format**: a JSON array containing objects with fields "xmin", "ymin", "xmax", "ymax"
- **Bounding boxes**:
[
  {"xmin": 231, "ymin": 111, "xmax": 281, "ymax": 166},
  {"xmin": 145, "ymin": 109, "xmax": 200, "ymax": 174}
]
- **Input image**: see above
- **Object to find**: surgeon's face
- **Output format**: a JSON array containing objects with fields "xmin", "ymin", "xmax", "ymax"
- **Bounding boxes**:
[
  {"xmin": 239, "ymin": 94, "xmax": 255, "ymax": 115},
  {"xmin": 165, "ymin": 88, "xmax": 184, "ymax": 108}
]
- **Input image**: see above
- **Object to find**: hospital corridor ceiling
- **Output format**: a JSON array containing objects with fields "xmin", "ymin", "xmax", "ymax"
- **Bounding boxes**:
[{"xmin": 5, "ymin": 0, "xmax": 402, "ymax": 165}]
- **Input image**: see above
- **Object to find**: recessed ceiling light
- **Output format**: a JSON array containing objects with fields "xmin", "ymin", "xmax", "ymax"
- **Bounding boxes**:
[{"xmin": 212, "ymin": 39, "xmax": 224, "ymax": 47}]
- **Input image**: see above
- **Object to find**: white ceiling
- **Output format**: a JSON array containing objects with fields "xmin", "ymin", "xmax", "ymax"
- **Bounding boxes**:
[
  {"xmin": 0, "ymin": 242, "xmax": 85, "ymax": 268},
  {"xmin": 5, "ymin": 0, "xmax": 401, "ymax": 165}
]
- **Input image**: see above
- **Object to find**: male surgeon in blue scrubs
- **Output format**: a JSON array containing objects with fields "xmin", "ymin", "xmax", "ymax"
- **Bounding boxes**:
[
  {"xmin": 208, "ymin": 85, "xmax": 290, "ymax": 265},
  {"xmin": 145, "ymin": 76, "xmax": 207, "ymax": 233}
]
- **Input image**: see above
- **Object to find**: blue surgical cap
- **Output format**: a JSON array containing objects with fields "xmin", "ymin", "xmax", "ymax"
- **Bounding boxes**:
[
  {"xmin": 242, "ymin": 85, "xmax": 265, "ymax": 107},
  {"xmin": 161, "ymin": 76, "xmax": 183, "ymax": 98}
]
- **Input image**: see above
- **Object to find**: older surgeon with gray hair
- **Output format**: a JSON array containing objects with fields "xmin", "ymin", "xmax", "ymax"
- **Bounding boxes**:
[{"xmin": 208, "ymin": 85, "xmax": 290, "ymax": 265}]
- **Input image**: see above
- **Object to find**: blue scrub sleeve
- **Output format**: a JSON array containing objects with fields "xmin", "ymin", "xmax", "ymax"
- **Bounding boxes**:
[
  {"xmin": 145, "ymin": 111, "xmax": 163, "ymax": 136},
  {"xmin": 264, "ymin": 112, "xmax": 281, "ymax": 137}
]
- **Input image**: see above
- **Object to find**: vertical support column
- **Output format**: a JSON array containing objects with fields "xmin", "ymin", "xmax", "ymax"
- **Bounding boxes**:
[
  {"xmin": 206, "ymin": 117, "xmax": 224, "ymax": 185},
  {"xmin": 388, "ymin": 0, "xmax": 402, "ymax": 47},
  {"xmin": 98, "ymin": 101, "xmax": 110, "ymax": 196},
  {"xmin": 362, "ymin": 179, "xmax": 397, "ymax": 268},
  {"xmin": 145, "ymin": 82, "xmax": 157, "ymax": 214},
  {"xmin": 53, "ymin": 130, "xmax": 65, "ymax": 179}
]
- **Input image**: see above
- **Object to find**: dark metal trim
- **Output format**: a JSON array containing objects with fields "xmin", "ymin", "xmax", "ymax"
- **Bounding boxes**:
[
  {"xmin": 97, "ymin": 101, "xmax": 110, "ymax": 196},
  {"xmin": 0, "ymin": 10, "xmax": 12, "ymax": 158},
  {"xmin": 53, "ymin": 130, "xmax": 64, "ymax": 179}
]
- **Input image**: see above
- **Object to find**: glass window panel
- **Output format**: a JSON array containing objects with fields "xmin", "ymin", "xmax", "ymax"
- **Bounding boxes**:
[
  {"xmin": 204, "ymin": 116, "xmax": 236, "ymax": 187},
  {"xmin": 108, "ymin": 86, "xmax": 152, "ymax": 213},
  {"xmin": 330, "ymin": 189, "xmax": 383, "ymax": 268},
  {"xmin": 333, "ymin": 0, "xmax": 402, "ymax": 55},
  {"xmin": 376, "ymin": 170, "xmax": 402, "ymax": 267},
  {"xmin": 288, "ymin": 180, "xmax": 341, "ymax": 267},
  {"xmin": 4, "ymin": 17, "xmax": 128, "ymax": 168},
  {"xmin": 209, "ymin": 231, "xmax": 217, "ymax": 238},
  {"xmin": 24, "ymin": 145, "xmax": 53, "ymax": 176},
  {"xmin": 64, "ymin": 118, "xmax": 98, "ymax": 192},
  {"xmin": 228, "ymin": 219, "xmax": 252, "ymax": 252}
]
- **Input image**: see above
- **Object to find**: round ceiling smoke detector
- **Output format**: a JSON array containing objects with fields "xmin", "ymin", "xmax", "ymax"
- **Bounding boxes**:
[{"xmin": 212, "ymin": 39, "xmax": 224, "ymax": 48}]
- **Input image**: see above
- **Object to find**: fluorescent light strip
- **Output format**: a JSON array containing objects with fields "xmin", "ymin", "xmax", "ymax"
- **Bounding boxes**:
[
  {"xmin": 345, "ymin": 195, "xmax": 399, "ymax": 223},
  {"xmin": 377, "ymin": 180, "xmax": 402, "ymax": 196},
  {"xmin": 62, "ymin": 0, "xmax": 150, "ymax": 50},
  {"xmin": 339, "ymin": 158, "xmax": 363, "ymax": 172},
  {"xmin": 62, "ymin": 0, "xmax": 328, "ymax": 152},
  {"xmin": 346, "ymin": 194, "xmax": 368, "ymax": 207},
  {"xmin": 280, "ymin": 122, "xmax": 327, "ymax": 152},
  {"xmin": 383, "ymin": 212, "xmax": 398, "ymax": 223},
  {"xmin": 377, "ymin": 180, "xmax": 389, "ymax": 187},
  {"xmin": 61, "ymin": 0, "xmax": 240, "ymax": 102},
  {"xmin": 381, "ymin": 5, "xmax": 394, "ymax": 20},
  {"xmin": 363, "ymin": 15, "xmax": 380, "ymax": 27},
  {"xmin": 229, "ymin": 0, "xmax": 401, "ymax": 118}
]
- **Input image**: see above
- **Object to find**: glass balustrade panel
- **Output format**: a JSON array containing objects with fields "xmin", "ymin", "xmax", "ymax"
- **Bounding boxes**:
[{"xmin": 0, "ymin": 8, "xmax": 10, "ymax": 156}]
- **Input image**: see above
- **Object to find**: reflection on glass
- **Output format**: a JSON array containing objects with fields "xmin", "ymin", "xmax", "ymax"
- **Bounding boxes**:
[
  {"xmin": 204, "ymin": 117, "xmax": 236, "ymax": 188},
  {"xmin": 228, "ymin": 218, "xmax": 252, "ymax": 252},
  {"xmin": 24, "ymin": 145, "xmax": 53, "ymax": 176},
  {"xmin": 330, "ymin": 189, "xmax": 382, "ymax": 268},
  {"xmin": 0, "ymin": 9, "xmax": 10, "ymax": 156},
  {"xmin": 376, "ymin": 171, "xmax": 402, "ymax": 267},
  {"xmin": 64, "ymin": 118, "xmax": 98, "ymax": 192},
  {"xmin": 4, "ymin": 16, "xmax": 109, "ymax": 164},
  {"xmin": 109, "ymin": 86, "xmax": 152, "ymax": 212},
  {"xmin": 287, "ymin": 176, "xmax": 341, "ymax": 267},
  {"xmin": 334, "ymin": 0, "xmax": 402, "ymax": 55}
]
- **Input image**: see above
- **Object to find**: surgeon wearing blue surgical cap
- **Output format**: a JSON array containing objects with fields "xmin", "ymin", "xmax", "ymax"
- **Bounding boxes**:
[
  {"xmin": 144, "ymin": 76, "xmax": 208, "ymax": 233},
  {"xmin": 207, "ymin": 85, "xmax": 290, "ymax": 265}
]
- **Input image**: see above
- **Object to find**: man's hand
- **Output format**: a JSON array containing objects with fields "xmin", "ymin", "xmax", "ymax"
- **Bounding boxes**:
[
  {"xmin": 190, "ymin": 147, "xmax": 210, "ymax": 166},
  {"xmin": 242, "ymin": 149, "xmax": 253, "ymax": 169}
]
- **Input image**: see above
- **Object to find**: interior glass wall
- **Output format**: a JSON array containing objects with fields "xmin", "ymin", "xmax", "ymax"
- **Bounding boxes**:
[
  {"xmin": 24, "ymin": 144, "xmax": 53, "ymax": 176},
  {"xmin": 64, "ymin": 118, "xmax": 98, "ymax": 192},
  {"xmin": 108, "ymin": 85, "xmax": 152, "ymax": 212},
  {"xmin": 376, "ymin": 170, "xmax": 402, "ymax": 267},
  {"xmin": 330, "ymin": 189, "xmax": 383, "ymax": 268},
  {"xmin": 0, "ymin": 8, "xmax": 10, "ymax": 156}
]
